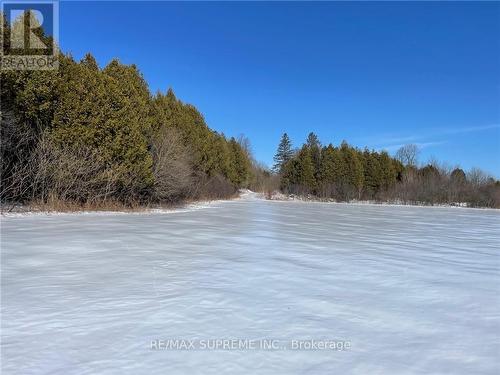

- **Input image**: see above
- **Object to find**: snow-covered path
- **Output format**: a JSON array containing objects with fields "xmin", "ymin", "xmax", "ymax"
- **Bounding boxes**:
[{"xmin": 1, "ymin": 197, "xmax": 500, "ymax": 374}]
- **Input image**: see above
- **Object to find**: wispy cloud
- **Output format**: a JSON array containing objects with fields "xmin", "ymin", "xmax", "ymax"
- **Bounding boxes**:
[
  {"xmin": 439, "ymin": 123, "xmax": 500, "ymax": 135},
  {"xmin": 364, "ymin": 123, "xmax": 499, "ymax": 153},
  {"xmin": 382, "ymin": 141, "xmax": 447, "ymax": 152}
]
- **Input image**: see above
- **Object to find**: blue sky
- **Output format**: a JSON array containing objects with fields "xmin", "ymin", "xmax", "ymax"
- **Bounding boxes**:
[{"xmin": 59, "ymin": 1, "xmax": 500, "ymax": 175}]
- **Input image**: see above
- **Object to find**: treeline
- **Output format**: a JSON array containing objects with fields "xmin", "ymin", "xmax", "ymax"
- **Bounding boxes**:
[
  {"xmin": 273, "ymin": 133, "xmax": 500, "ymax": 208},
  {"xmin": 0, "ymin": 17, "xmax": 261, "ymax": 209},
  {"xmin": 2, "ymin": 16, "xmax": 497, "ymax": 210}
]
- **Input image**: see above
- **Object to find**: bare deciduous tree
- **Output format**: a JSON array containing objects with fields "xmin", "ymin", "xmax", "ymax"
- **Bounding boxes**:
[
  {"xmin": 467, "ymin": 168, "xmax": 490, "ymax": 187},
  {"xmin": 151, "ymin": 126, "xmax": 193, "ymax": 201},
  {"xmin": 395, "ymin": 144, "xmax": 419, "ymax": 167},
  {"xmin": 237, "ymin": 134, "xmax": 252, "ymax": 160},
  {"xmin": 2, "ymin": 131, "xmax": 124, "ymax": 208}
]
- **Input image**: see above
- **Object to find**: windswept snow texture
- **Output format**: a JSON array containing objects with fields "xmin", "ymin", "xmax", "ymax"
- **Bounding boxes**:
[{"xmin": 2, "ymin": 196, "xmax": 500, "ymax": 374}]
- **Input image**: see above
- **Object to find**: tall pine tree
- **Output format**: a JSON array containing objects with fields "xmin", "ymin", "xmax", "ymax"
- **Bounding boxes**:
[
  {"xmin": 273, "ymin": 133, "xmax": 294, "ymax": 173},
  {"xmin": 306, "ymin": 132, "xmax": 322, "ymax": 179}
]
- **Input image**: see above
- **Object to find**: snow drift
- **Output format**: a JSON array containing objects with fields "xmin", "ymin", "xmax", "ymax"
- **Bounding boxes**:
[{"xmin": 1, "ymin": 195, "xmax": 499, "ymax": 374}]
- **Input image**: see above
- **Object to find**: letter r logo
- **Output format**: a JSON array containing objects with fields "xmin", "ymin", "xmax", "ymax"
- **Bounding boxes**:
[
  {"xmin": 10, "ymin": 9, "xmax": 47, "ymax": 49},
  {"xmin": 1, "ymin": 0, "xmax": 59, "ymax": 70}
]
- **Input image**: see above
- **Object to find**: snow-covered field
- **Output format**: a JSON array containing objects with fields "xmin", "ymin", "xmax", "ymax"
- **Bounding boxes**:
[{"xmin": 1, "ymin": 194, "xmax": 500, "ymax": 374}]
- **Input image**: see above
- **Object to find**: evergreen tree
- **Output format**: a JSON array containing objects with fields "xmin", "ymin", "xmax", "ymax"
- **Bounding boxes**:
[
  {"xmin": 392, "ymin": 159, "xmax": 405, "ymax": 182},
  {"xmin": 319, "ymin": 144, "xmax": 336, "ymax": 184},
  {"xmin": 306, "ymin": 132, "xmax": 321, "ymax": 178},
  {"xmin": 318, "ymin": 144, "xmax": 337, "ymax": 197},
  {"xmin": 229, "ymin": 137, "xmax": 250, "ymax": 187},
  {"xmin": 362, "ymin": 149, "xmax": 382, "ymax": 198},
  {"xmin": 450, "ymin": 168, "xmax": 466, "ymax": 184},
  {"xmin": 81, "ymin": 53, "xmax": 99, "ymax": 71},
  {"xmin": 420, "ymin": 164, "xmax": 440, "ymax": 179},
  {"xmin": 152, "ymin": 87, "xmax": 254, "ymax": 190},
  {"xmin": 340, "ymin": 142, "xmax": 364, "ymax": 198},
  {"xmin": 297, "ymin": 146, "xmax": 316, "ymax": 193},
  {"xmin": 332, "ymin": 144, "xmax": 348, "ymax": 188},
  {"xmin": 378, "ymin": 151, "xmax": 396, "ymax": 190},
  {"xmin": 273, "ymin": 133, "xmax": 293, "ymax": 173},
  {"xmin": 280, "ymin": 158, "xmax": 299, "ymax": 192},
  {"xmin": 51, "ymin": 55, "xmax": 154, "ymax": 197}
]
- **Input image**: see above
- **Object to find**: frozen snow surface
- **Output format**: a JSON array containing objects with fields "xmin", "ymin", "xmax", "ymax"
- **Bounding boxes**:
[{"xmin": 1, "ymin": 193, "xmax": 500, "ymax": 374}]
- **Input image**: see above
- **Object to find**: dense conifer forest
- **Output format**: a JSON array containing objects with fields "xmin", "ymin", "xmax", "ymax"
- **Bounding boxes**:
[
  {"xmin": 272, "ymin": 133, "xmax": 500, "ymax": 208},
  {"xmin": 0, "ymin": 13, "xmax": 261, "ymax": 208},
  {"xmin": 0, "ymin": 51, "xmax": 261, "ymax": 208}
]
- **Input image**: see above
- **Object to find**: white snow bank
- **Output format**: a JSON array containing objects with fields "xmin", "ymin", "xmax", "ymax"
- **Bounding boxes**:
[
  {"xmin": 236, "ymin": 189, "xmax": 265, "ymax": 200},
  {"xmin": 266, "ymin": 191, "xmax": 495, "ymax": 210},
  {"xmin": 0, "ymin": 198, "xmax": 223, "ymax": 218},
  {"xmin": 1, "ymin": 189, "xmax": 260, "ymax": 218}
]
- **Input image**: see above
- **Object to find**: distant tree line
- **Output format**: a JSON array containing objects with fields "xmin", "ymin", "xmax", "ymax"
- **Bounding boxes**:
[
  {"xmin": 0, "ymin": 15, "xmax": 264, "ymax": 209},
  {"xmin": 2, "ymin": 14, "xmax": 497, "ymax": 210},
  {"xmin": 273, "ymin": 133, "xmax": 500, "ymax": 208}
]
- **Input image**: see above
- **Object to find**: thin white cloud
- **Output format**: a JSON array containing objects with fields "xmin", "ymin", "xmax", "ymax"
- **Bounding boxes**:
[
  {"xmin": 365, "ymin": 123, "xmax": 499, "ymax": 153},
  {"xmin": 439, "ymin": 123, "xmax": 500, "ymax": 135},
  {"xmin": 382, "ymin": 141, "xmax": 447, "ymax": 152}
]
